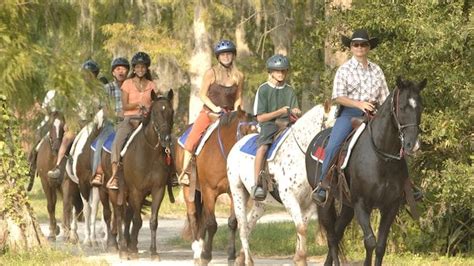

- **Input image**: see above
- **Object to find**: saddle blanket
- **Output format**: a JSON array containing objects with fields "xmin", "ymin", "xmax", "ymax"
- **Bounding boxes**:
[
  {"xmin": 91, "ymin": 131, "xmax": 115, "ymax": 154},
  {"xmin": 239, "ymin": 128, "xmax": 292, "ymax": 161},
  {"xmin": 310, "ymin": 122, "xmax": 366, "ymax": 169},
  {"xmin": 177, "ymin": 120, "xmax": 220, "ymax": 155}
]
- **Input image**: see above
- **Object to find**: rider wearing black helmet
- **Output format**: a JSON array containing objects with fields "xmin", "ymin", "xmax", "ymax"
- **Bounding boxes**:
[
  {"xmin": 251, "ymin": 54, "xmax": 301, "ymax": 201},
  {"xmin": 106, "ymin": 52, "xmax": 157, "ymax": 190},
  {"xmin": 90, "ymin": 57, "xmax": 130, "ymax": 186},
  {"xmin": 177, "ymin": 39, "xmax": 244, "ymax": 185}
]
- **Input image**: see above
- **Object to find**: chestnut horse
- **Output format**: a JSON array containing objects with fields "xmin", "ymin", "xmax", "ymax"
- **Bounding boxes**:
[
  {"xmin": 29, "ymin": 111, "xmax": 82, "ymax": 242},
  {"xmin": 175, "ymin": 108, "xmax": 255, "ymax": 265}
]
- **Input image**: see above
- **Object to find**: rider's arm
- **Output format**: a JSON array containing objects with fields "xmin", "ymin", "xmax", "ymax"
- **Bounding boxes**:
[
  {"xmin": 199, "ymin": 69, "xmax": 221, "ymax": 113},
  {"xmin": 233, "ymin": 73, "xmax": 244, "ymax": 111},
  {"xmin": 256, "ymin": 107, "xmax": 288, "ymax": 123}
]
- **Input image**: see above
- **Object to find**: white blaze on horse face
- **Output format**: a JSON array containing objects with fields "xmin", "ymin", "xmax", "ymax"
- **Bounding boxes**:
[
  {"xmin": 53, "ymin": 118, "xmax": 61, "ymax": 138},
  {"xmin": 409, "ymin": 98, "xmax": 417, "ymax": 109},
  {"xmin": 413, "ymin": 139, "xmax": 420, "ymax": 152},
  {"xmin": 162, "ymin": 105, "xmax": 166, "ymax": 110}
]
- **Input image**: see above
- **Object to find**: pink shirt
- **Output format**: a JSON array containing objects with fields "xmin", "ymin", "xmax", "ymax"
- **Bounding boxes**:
[{"xmin": 121, "ymin": 78, "xmax": 156, "ymax": 116}]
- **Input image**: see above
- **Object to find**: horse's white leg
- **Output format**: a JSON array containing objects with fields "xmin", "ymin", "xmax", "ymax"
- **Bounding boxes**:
[
  {"xmin": 80, "ymin": 194, "xmax": 91, "ymax": 246},
  {"xmin": 282, "ymin": 192, "xmax": 309, "ymax": 266},
  {"xmin": 69, "ymin": 206, "xmax": 79, "ymax": 244},
  {"xmin": 89, "ymin": 187, "xmax": 100, "ymax": 246}
]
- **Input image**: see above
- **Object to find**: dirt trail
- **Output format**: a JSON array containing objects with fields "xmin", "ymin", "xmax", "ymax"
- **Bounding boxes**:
[{"xmin": 40, "ymin": 213, "xmax": 324, "ymax": 265}]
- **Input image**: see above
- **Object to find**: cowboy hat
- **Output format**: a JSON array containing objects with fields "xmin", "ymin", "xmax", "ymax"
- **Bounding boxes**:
[{"xmin": 341, "ymin": 29, "xmax": 378, "ymax": 49}]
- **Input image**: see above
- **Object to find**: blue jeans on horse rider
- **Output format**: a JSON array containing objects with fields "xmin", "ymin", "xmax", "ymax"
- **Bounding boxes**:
[{"xmin": 313, "ymin": 106, "xmax": 363, "ymax": 203}]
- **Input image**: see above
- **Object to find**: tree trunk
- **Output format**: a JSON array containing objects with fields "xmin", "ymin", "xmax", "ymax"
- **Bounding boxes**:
[
  {"xmin": 324, "ymin": 0, "xmax": 352, "ymax": 68},
  {"xmin": 0, "ymin": 183, "xmax": 47, "ymax": 252},
  {"xmin": 188, "ymin": 0, "xmax": 212, "ymax": 122},
  {"xmin": 268, "ymin": 0, "xmax": 293, "ymax": 55}
]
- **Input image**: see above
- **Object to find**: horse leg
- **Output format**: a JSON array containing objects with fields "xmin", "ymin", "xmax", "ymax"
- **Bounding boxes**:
[
  {"xmin": 80, "ymin": 194, "xmax": 92, "ymax": 246},
  {"xmin": 149, "ymin": 187, "xmax": 166, "ymax": 260},
  {"xmin": 89, "ymin": 187, "xmax": 100, "ymax": 246},
  {"xmin": 61, "ymin": 178, "xmax": 73, "ymax": 243},
  {"xmin": 354, "ymin": 201, "xmax": 376, "ymax": 266},
  {"xmin": 240, "ymin": 200, "xmax": 265, "ymax": 266},
  {"xmin": 200, "ymin": 189, "xmax": 219, "ymax": 264},
  {"xmin": 128, "ymin": 190, "xmax": 143, "ymax": 259},
  {"xmin": 100, "ymin": 189, "xmax": 117, "ymax": 250},
  {"xmin": 375, "ymin": 204, "xmax": 399, "ymax": 266},
  {"xmin": 46, "ymin": 186, "xmax": 59, "ymax": 241},
  {"xmin": 184, "ymin": 188, "xmax": 204, "ymax": 263},
  {"xmin": 282, "ymin": 194, "xmax": 309, "ymax": 266},
  {"xmin": 317, "ymin": 200, "xmax": 339, "ymax": 266},
  {"xmin": 124, "ymin": 204, "xmax": 133, "ymax": 248},
  {"xmin": 227, "ymin": 194, "xmax": 237, "ymax": 261},
  {"xmin": 111, "ymin": 191, "xmax": 127, "ymax": 258}
]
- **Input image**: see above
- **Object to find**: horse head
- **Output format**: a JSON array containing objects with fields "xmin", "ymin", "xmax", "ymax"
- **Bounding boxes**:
[
  {"xmin": 48, "ymin": 111, "xmax": 65, "ymax": 154},
  {"xmin": 393, "ymin": 77, "xmax": 427, "ymax": 155},
  {"xmin": 143, "ymin": 89, "xmax": 174, "ymax": 149}
]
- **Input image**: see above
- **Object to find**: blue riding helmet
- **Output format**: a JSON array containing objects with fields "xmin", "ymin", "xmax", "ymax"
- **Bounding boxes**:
[
  {"xmin": 214, "ymin": 40, "xmax": 237, "ymax": 56},
  {"xmin": 266, "ymin": 54, "xmax": 290, "ymax": 71},
  {"xmin": 111, "ymin": 57, "xmax": 130, "ymax": 71},
  {"xmin": 82, "ymin": 59, "xmax": 100, "ymax": 77},
  {"xmin": 131, "ymin": 52, "xmax": 151, "ymax": 68}
]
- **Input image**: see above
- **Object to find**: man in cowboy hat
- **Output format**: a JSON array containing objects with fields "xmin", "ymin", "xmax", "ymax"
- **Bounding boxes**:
[{"xmin": 312, "ymin": 29, "xmax": 389, "ymax": 204}]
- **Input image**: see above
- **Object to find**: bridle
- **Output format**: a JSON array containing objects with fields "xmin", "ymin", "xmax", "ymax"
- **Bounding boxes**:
[
  {"xmin": 369, "ymin": 87, "xmax": 419, "ymax": 161},
  {"xmin": 143, "ymin": 98, "xmax": 173, "ymax": 164}
]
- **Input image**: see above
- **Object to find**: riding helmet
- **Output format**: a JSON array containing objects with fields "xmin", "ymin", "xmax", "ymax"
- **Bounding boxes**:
[
  {"xmin": 266, "ymin": 54, "xmax": 290, "ymax": 71},
  {"xmin": 214, "ymin": 40, "xmax": 237, "ymax": 56},
  {"xmin": 111, "ymin": 57, "xmax": 130, "ymax": 72},
  {"xmin": 131, "ymin": 52, "xmax": 151, "ymax": 68},
  {"xmin": 82, "ymin": 59, "xmax": 100, "ymax": 77}
]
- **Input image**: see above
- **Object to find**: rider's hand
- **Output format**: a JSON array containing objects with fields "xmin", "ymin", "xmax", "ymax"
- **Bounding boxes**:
[
  {"xmin": 359, "ymin": 101, "xmax": 375, "ymax": 113},
  {"xmin": 213, "ymin": 106, "xmax": 222, "ymax": 114},
  {"xmin": 291, "ymin": 108, "xmax": 302, "ymax": 117},
  {"xmin": 279, "ymin": 106, "xmax": 290, "ymax": 115}
]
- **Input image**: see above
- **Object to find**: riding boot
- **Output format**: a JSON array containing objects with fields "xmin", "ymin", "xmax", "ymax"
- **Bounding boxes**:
[
  {"xmin": 251, "ymin": 145, "xmax": 268, "ymax": 201},
  {"xmin": 106, "ymin": 163, "xmax": 119, "ymax": 190},
  {"xmin": 177, "ymin": 150, "xmax": 192, "ymax": 186},
  {"xmin": 47, "ymin": 133, "xmax": 71, "ymax": 180},
  {"xmin": 312, "ymin": 183, "xmax": 327, "ymax": 204},
  {"xmin": 91, "ymin": 173, "xmax": 103, "ymax": 186}
]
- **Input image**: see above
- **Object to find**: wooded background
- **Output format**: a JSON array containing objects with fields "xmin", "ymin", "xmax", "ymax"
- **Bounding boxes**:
[{"xmin": 0, "ymin": 0, "xmax": 471, "ymax": 255}]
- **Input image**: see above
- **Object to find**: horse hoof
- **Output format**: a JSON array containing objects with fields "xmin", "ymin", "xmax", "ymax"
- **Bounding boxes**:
[
  {"xmin": 150, "ymin": 253, "xmax": 160, "ymax": 261},
  {"xmin": 128, "ymin": 252, "xmax": 139, "ymax": 260},
  {"xmin": 119, "ymin": 251, "xmax": 128, "ymax": 259}
]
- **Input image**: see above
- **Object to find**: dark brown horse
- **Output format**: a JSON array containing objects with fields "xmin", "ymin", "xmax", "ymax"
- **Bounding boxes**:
[
  {"xmin": 175, "ymin": 108, "xmax": 255, "ymax": 264},
  {"xmin": 116, "ymin": 90, "xmax": 175, "ymax": 259},
  {"xmin": 29, "ymin": 111, "xmax": 82, "ymax": 242},
  {"xmin": 306, "ymin": 77, "xmax": 427, "ymax": 266}
]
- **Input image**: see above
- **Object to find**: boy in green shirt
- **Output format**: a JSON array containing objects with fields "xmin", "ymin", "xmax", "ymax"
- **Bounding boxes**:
[{"xmin": 251, "ymin": 54, "xmax": 301, "ymax": 201}]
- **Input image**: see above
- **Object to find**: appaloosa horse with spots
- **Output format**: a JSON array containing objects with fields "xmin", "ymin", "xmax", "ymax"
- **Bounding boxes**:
[
  {"xmin": 306, "ymin": 77, "xmax": 427, "ymax": 266},
  {"xmin": 227, "ymin": 104, "xmax": 336, "ymax": 266}
]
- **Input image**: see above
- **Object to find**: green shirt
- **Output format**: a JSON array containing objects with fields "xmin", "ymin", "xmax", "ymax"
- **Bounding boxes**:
[{"xmin": 253, "ymin": 82, "xmax": 299, "ymax": 122}]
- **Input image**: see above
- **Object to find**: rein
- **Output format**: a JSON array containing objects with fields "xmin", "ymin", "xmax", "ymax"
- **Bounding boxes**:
[
  {"xmin": 142, "ymin": 99, "xmax": 173, "ymax": 165},
  {"xmin": 216, "ymin": 113, "xmax": 257, "ymax": 160},
  {"xmin": 368, "ymin": 87, "xmax": 419, "ymax": 161}
]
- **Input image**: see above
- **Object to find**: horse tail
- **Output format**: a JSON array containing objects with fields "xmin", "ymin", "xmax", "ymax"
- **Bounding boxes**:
[
  {"xmin": 27, "ymin": 171, "xmax": 35, "ymax": 192},
  {"xmin": 73, "ymin": 188, "xmax": 84, "ymax": 222},
  {"xmin": 167, "ymin": 182, "xmax": 175, "ymax": 203},
  {"xmin": 181, "ymin": 190, "xmax": 203, "ymax": 241}
]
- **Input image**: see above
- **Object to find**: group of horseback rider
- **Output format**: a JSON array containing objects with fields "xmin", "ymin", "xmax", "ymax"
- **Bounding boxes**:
[{"xmin": 30, "ymin": 28, "xmax": 421, "ymax": 204}]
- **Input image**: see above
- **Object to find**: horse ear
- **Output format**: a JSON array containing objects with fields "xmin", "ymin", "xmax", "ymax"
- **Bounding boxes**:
[
  {"xmin": 151, "ymin": 89, "xmax": 158, "ymax": 101},
  {"xmin": 418, "ymin": 79, "xmax": 427, "ymax": 91},
  {"xmin": 167, "ymin": 89, "xmax": 174, "ymax": 101},
  {"xmin": 396, "ymin": 76, "xmax": 405, "ymax": 89}
]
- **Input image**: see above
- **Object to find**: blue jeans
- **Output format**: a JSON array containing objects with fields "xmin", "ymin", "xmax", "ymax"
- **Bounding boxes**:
[{"xmin": 319, "ymin": 107, "xmax": 364, "ymax": 182}]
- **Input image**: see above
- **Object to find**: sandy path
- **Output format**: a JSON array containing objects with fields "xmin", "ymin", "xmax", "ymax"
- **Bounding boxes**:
[{"xmin": 40, "ymin": 213, "xmax": 324, "ymax": 265}]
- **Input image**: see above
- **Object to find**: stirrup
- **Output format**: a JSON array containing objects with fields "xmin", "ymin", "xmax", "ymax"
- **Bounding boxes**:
[
  {"xmin": 311, "ymin": 184, "xmax": 327, "ymax": 205},
  {"xmin": 178, "ymin": 173, "xmax": 190, "ymax": 186},
  {"xmin": 106, "ymin": 176, "xmax": 119, "ymax": 190},
  {"xmin": 91, "ymin": 173, "xmax": 103, "ymax": 186}
]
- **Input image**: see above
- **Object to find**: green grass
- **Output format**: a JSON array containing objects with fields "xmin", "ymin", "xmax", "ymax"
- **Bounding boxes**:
[{"xmin": 0, "ymin": 248, "xmax": 107, "ymax": 266}]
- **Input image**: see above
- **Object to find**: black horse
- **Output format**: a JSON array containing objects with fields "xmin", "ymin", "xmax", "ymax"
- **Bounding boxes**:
[{"xmin": 306, "ymin": 77, "xmax": 427, "ymax": 266}]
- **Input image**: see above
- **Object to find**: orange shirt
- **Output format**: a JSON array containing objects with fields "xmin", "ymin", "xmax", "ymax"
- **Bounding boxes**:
[{"xmin": 121, "ymin": 78, "xmax": 156, "ymax": 116}]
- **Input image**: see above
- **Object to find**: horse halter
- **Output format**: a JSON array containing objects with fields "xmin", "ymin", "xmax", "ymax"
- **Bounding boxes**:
[
  {"xmin": 144, "ymin": 99, "xmax": 173, "ymax": 164},
  {"xmin": 370, "ymin": 87, "xmax": 419, "ymax": 161}
]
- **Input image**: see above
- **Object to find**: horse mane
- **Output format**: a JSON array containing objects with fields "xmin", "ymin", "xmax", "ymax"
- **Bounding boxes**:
[{"xmin": 218, "ymin": 109, "xmax": 241, "ymax": 127}]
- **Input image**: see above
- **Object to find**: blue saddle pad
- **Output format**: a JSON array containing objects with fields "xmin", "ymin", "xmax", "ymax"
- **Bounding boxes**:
[
  {"xmin": 240, "ymin": 128, "xmax": 290, "ymax": 160},
  {"xmin": 102, "ymin": 132, "xmax": 116, "ymax": 154},
  {"xmin": 177, "ymin": 124, "xmax": 193, "ymax": 148},
  {"xmin": 91, "ymin": 131, "xmax": 116, "ymax": 153}
]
